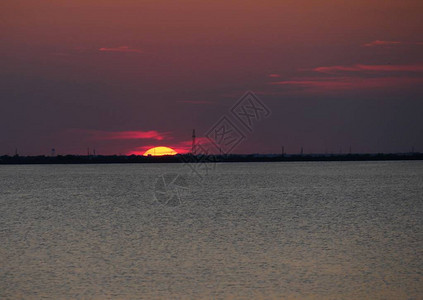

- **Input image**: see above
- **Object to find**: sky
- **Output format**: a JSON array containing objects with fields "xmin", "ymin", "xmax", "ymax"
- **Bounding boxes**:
[{"xmin": 1, "ymin": 0, "xmax": 423, "ymax": 155}]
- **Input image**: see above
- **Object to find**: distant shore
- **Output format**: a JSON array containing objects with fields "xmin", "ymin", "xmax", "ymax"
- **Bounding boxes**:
[{"xmin": 1, "ymin": 153, "xmax": 422, "ymax": 164}]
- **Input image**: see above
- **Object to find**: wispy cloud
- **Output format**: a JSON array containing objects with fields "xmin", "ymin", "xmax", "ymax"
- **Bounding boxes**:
[
  {"xmin": 83, "ymin": 130, "xmax": 168, "ymax": 141},
  {"xmin": 177, "ymin": 100, "xmax": 215, "ymax": 105},
  {"xmin": 178, "ymin": 137, "xmax": 212, "ymax": 148},
  {"xmin": 268, "ymin": 74, "xmax": 281, "ymax": 78},
  {"xmin": 269, "ymin": 76, "xmax": 423, "ymax": 91},
  {"xmin": 363, "ymin": 40, "xmax": 401, "ymax": 47},
  {"xmin": 362, "ymin": 40, "xmax": 423, "ymax": 47},
  {"xmin": 313, "ymin": 64, "xmax": 423, "ymax": 73},
  {"xmin": 98, "ymin": 46, "xmax": 142, "ymax": 53},
  {"xmin": 269, "ymin": 63, "xmax": 423, "ymax": 93}
]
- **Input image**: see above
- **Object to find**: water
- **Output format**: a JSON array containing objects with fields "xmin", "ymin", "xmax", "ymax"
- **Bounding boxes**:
[{"xmin": 0, "ymin": 161, "xmax": 422, "ymax": 299}]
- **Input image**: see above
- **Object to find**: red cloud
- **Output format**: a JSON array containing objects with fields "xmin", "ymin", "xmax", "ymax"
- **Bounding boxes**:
[
  {"xmin": 313, "ymin": 66, "xmax": 362, "ymax": 73},
  {"xmin": 98, "ymin": 46, "xmax": 142, "ymax": 53},
  {"xmin": 177, "ymin": 100, "xmax": 215, "ymax": 104},
  {"xmin": 178, "ymin": 137, "xmax": 212, "ymax": 148},
  {"xmin": 313, "ymin": 64, "xmax": 423, "ymax": 73},
  {"xmin": 269, "ymin": 77, "xmax": 423, "ymax": 91},
  {"xmin": 363, "ymin": 40, "xmax": 401, "ymax": 47},
  {"xmin": 268, "ymin": 74, "xmax": 281, "ymax": 78},
  {"xmin": 269, "ymin": 63, "xmax": 423, "ymax": 93},
  {"xmin": 87, "ymin": 130, "xmax": 168, "ymax": 140}
]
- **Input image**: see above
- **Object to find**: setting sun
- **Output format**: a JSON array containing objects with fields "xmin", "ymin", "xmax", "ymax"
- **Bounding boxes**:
[{"xmin": 143, "ymin": 146, "xmax": 178, "ymax": 156}]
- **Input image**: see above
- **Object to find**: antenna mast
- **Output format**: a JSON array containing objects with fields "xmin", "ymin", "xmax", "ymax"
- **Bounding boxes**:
[{"xmin": 192, "ymin": 129, "xmax": 196, "ymax": 154}]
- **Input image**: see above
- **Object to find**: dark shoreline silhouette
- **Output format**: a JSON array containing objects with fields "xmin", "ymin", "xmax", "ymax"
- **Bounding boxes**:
[{"xmin": 1, "ymin": 153, "xmax": 422, "ymax": 165}]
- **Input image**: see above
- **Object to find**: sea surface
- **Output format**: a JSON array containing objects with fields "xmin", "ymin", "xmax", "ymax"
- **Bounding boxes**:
[{"xmin": 0, "ymin": 161, "xmax": 422, "ymax": 299}]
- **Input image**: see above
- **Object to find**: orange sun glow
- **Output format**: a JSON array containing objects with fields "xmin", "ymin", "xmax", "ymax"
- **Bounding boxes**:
[{"xmin": 143, "ymin": 146, "xmax": 178, "ymax": 156}]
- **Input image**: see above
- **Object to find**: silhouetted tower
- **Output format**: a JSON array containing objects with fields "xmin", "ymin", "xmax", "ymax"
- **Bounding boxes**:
[
  {"xmin": 51, "ymin": 148, "xmax": 56, "ymax": 156},
  {"xmin": 191, "ymin": 129, "xmax": 196, "ymax": 154},
  {"xmin": 300, "ymin": 146, "xmax": 303, "ymax": 155},
  {"xmin": 14, "ymin": 148, "xmax": 19, "ymax": 157},
  {"xmin": 281, "ymin": 146, "xmax": 285, "ymax": 156}
]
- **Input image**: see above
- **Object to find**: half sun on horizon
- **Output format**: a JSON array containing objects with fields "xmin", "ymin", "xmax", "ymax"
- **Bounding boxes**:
[{"xmin": 143, "ymin": 146, "xmax": 178, "ymax": 156}]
